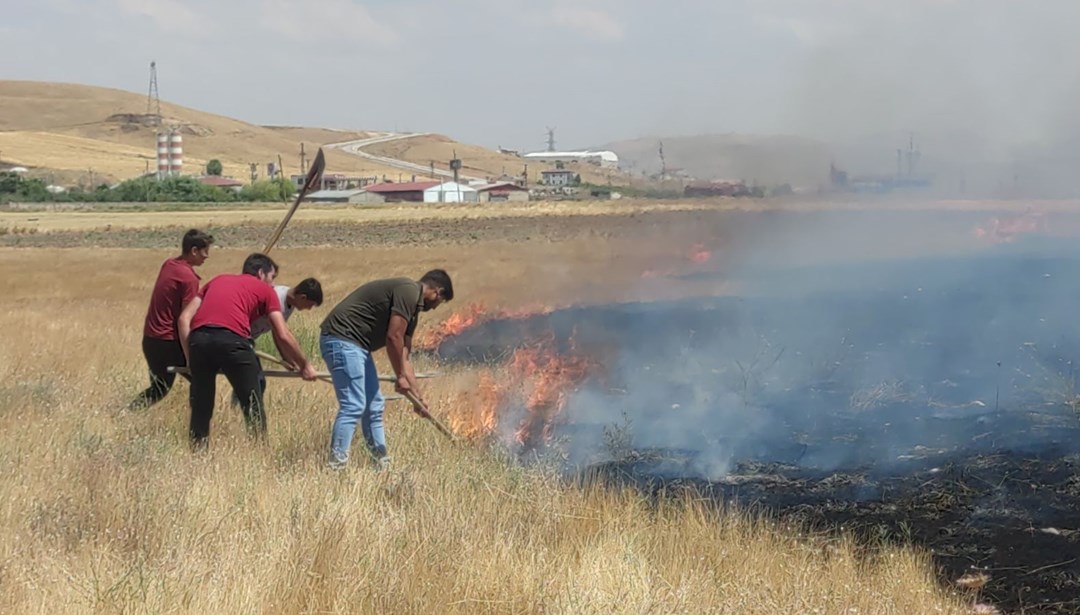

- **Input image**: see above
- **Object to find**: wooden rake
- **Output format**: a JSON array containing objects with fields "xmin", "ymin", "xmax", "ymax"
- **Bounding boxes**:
[
  {"xmin": 255, "ymin": 350, "xmax": 455, "ymax": 441},
  {"xmin": 262, "ymin": 147, "xmax": 325, "ymax": 255}
]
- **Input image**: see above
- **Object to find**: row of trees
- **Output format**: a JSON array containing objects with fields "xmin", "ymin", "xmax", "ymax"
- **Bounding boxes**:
[{"xmin": 0, "ymin": 171, "xmax": 294, "ymax": 204}]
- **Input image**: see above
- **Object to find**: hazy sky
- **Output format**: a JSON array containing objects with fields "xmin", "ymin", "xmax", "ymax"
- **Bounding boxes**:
[{"xmin": 3, "ymin": 0, "xmax": 1078, "ymax": 152}]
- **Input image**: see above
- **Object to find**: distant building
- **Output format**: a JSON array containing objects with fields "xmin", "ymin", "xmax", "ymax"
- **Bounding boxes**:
[
  {"xmin": 523, "ymin": 150, "xmax": 619, "ymax": 169},
  {"xmin": 350, "ymin": 181, "xmax": 441, "ymax": 204},
  {"xmin": 475, "ymin": 182, "xmax": 530, "ymax": 203},
  {"xmin": 291, "ymin": 173, "xmax": 378, "ymax": 191},
  {"xmin": 424, "ymin": 182, "xmax": 478, "ymax": 203},
  {"xmin": 305, "ymin": 189, "xmax": 367, "ymax": 204},
  {"xmin": 540, "ymin": 169, "xmax": 577, "ymax": 187}
]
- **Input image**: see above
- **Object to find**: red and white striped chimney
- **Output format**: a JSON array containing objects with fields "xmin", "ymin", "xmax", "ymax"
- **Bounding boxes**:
[
  {"xmin": 168, "ymin": 130, "xmax": 183, "ymax": 176},
  {"xmin": 156, "ymin": 131, "xmax": 170, "ymax": 177}
]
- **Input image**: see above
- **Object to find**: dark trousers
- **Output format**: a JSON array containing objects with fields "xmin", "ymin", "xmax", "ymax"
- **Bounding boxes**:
[
  {"xmin": 231, "ymin": 357, "xmax": 266, "ymax": 407},
  {"xmin": 129, "ymin": 336, "xmax": 188, "ymax": 411},
  {"xmin": 188, "ymin": 326, "xmax": 266, "ymax": 446}
]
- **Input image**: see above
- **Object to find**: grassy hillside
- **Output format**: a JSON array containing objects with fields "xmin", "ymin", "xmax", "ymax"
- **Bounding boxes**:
[{"xmin": 0, "ymin": 81, "xmax": 519, "ymax": 186}]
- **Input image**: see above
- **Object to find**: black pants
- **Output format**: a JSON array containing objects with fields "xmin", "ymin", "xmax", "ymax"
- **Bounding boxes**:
[
  {"xmin": 188, "ymin": 326, "xmax": 266, "ymax": 446},
  {"xmin": 231, "ymin": 357, "xmax": 266, "ymax": 407},
  {"xmin": 129, "ymin": 336, "xmax": 188, "ymax": 411}
]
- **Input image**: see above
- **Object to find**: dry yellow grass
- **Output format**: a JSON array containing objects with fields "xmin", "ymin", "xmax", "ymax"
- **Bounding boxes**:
[
  {"xmin": 0, "ymin": 130, "xmax": 203, "ymax": 181},
  {"xmin": 0, "ymin": 199, "xmax": 721, "ymax": 233},
  {"xmin": 4, "ymin": 193, "xmax": 1074, "ymax": 235},
  {"xmin": 0, "ymin": 231, "xmax": 977, "ymax": 613}
]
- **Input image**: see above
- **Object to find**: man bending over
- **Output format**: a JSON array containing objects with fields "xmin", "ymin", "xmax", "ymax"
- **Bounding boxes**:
[
  {"xmin": 129, "ymin": 229, "xmax": 213, "ymax": 411},
  {"xmin": 178, "ymin": 253, "xmax": 318, "ymax": 448},
  {"xmin": 319, "ymin": 269, "xmax": 453, "ymax": 469}
]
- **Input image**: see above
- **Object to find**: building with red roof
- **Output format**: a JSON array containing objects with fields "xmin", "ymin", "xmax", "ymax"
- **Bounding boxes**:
[{"xmin": 351, "ymin": 181, "xmax": 441, "ymax": 203}]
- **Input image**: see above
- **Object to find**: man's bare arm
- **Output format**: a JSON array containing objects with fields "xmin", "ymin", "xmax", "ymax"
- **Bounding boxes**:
[
  {"xmin": 268, "ymin": 311, "xmax": 313, "ymax": 373},
  {"xmin": 177, "ymin": 296, "xmax": 201, "ymax": 363},
  {"xmin": 387, "ymin": 313, "xmax": 421, "ymax": 396}
]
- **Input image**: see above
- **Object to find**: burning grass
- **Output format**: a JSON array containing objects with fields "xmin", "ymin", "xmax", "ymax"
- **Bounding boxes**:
[
  {"xmin": 432, "ymin": 242, "xmax": 1080, "ymax": 614},
  {"xmin": 0, "ymin": 238, "xmax": 980, "ymax": 614}
]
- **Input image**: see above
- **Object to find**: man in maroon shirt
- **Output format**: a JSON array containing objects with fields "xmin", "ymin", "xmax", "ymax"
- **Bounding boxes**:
[
  {"xmin": 178, "ymin": 252, "xmax": 317, "ymax": 447},
  {"xmin": 129, "ymin": 229, "xmax": 214, "ymax": 411}
]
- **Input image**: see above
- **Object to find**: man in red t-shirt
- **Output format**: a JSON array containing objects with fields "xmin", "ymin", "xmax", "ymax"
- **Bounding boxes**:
[
  {"xmin": 178, "ymin": 252, "xmax": 318, "ymax": 447},
  {"xmin": 129, "ymin": 229, "xmax": 214, "ymax": 411}
]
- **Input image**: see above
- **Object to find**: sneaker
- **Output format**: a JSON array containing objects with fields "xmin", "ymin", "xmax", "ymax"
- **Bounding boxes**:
[
  {"xmin": 375, "ymin": 456, "xmax": 392, "ymax": 472},
  {"xmin": 327, "ymin": 452, "xmax": 348, "ymax": 471}
]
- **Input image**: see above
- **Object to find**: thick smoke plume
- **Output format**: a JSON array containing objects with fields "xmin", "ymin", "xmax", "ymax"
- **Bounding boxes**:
[{"xmin": 437, "ymin": 211, "xmax": 1080, "ymax": 481}]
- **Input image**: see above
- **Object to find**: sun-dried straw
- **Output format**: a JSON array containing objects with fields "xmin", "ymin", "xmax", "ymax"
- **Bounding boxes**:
[{"xmin": 955, "ymin": 572, "xmax": 990, "ymax": 590}]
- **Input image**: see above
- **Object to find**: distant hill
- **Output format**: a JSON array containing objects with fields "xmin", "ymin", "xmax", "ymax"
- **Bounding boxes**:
[
  {"xmin": 0, "ymin": 81, "xmax": 525, "ymax": 187},
  {"xmin": 599, "ymin": 134, "xmax": 835, "ymax": 188}
]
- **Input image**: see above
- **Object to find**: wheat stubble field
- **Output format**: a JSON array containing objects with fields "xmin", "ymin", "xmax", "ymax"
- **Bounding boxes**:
[{"xmin": 1, "ymin": 200, "xmax": 1039, "ymax": 614}]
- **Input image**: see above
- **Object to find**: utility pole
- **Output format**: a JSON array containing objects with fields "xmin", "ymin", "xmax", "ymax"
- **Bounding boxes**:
[
  {"xmin": 450, "ymin": 149, "xmax": 461, "ymax": 185},
  {"xmin": 299, "ymin": 143, "xmax": 307, "ymax": 176},
  {"xmin": 659, "ymin": 140, "xmax": 667, "ymax": 180}
]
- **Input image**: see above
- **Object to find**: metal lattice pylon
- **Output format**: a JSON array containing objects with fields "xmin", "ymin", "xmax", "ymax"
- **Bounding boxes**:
[{"xmin": 147, "ymin": 61, "xmax": 161, "ymax": 126}]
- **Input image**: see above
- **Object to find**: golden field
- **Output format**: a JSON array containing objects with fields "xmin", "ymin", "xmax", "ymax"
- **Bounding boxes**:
[{"xmin": 0, "ymin": 204, "xmax": 988, "ymax": 614}]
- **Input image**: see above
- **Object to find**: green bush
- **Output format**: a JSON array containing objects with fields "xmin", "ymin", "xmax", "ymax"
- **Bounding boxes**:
[{"xmin": 239, "ymin": 179, "xmax": 296, "ymax": 202}]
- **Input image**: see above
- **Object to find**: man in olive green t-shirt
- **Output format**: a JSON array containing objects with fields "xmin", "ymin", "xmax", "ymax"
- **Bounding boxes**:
[{"xmin": 319, "ymin": 269, "xmax": 454, "ymax": 469}]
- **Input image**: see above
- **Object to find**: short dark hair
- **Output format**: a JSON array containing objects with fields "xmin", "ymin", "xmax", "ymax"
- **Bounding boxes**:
[
  {"xmin": 294, "ymin": 277, "xmax": 323, "ymax": 306},
  {"xmin": 181, "ymin": 229, "xmax": 214, "ymax": 254},
  {"xmin": 242, "ymin": 253, "xmax": 278, "ymax": 277},
  {"xmin": 420, "ymin": 269, "xmax": 453, "ymax": 301}
]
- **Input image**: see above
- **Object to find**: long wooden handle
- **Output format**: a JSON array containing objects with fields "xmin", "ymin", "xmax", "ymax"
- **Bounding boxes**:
[
  {"xmin": 401, "ymin": 390, "xmax": 457, "ymax": 441},
  {"xmin": 254, "ymin": 350, "xmax": 335, "ymax": 384},
  {"xmin": 253, "ymin": 350, "xmax": 439, "ymax": 381},
  {"xmin": 263, "ymin": 148, "xmax": 325, "ymax": 254},
  {"xmin": 165, "ymin": 366, "xmax": 405, "ymax": 400}
]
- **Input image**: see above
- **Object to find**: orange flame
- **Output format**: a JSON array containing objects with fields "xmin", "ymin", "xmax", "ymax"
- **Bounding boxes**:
[
  {"xmin": 641, "ymin": 243, "xmax": 713, "ymax": 278},
  {"xmin": 416, "ymin": 302, "xmax": 490, "ymax": 350},
  {"xmin": 416, "ymin": 302, "xmax": 561, "ymax": 351},
  {"xmin": 507, "ymin": 340, "xmax": 594, "ymax": 447},
  {"xmin": 447, "ymin": 370, "xmax": 504, "ymax": 440},
  {"xmin": 417, "ymin": 303, "xmax": 594, "ymax": 446},
  {"xmin": 688, "ymin": 243, "xmax": 712, "ymax": 264},
  {"xmin": 973, "ymin": 210, "xmax": 1047, "ymax": 244}
]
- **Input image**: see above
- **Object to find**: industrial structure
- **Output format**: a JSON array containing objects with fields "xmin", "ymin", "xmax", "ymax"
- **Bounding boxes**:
[
  {"xmin": 304, "ymin": 180, "xmax": 506, "ymax": 205},
  {"xmin": 155, "ymin": 127, "xmax": 183, "ymax": 179},
  {"xmin": 423, "ymin": 181, "xmax": 477, "ymax": 203},
  {"xmin": 348, "ymin": 181, "xmax": 441, "ymax": 204},
  {"xmin": 305, "ymin": 189, "xmax": 369, "ymax": 204},
  {"xmin": 829, "ymin": 134, "xmax": 932, "ymax": 194},
  {"xmin": 289, "ymin": 172, "xmax": 378, "ymax": 191},
  {"xmin": 540, "ymin": 169, "xmax": 578, "ymax": 187},
  {"xmin": 523, "ymin": 150, "xmax": 619, "ymax": 169},
  {"xmin": 474, "ymin": 182, "xmax": 530, "ymax": 202}
]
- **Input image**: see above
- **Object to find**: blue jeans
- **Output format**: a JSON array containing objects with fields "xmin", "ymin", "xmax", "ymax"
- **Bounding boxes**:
[{"xmin": 321, "ymin": 333, "xmax": 386, "ymax": 467}]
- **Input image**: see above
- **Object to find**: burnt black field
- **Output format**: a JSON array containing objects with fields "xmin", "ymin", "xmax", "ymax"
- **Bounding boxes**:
[{"xmin": 435, "ymin": 235, "xmax": 1080, "ymax": 614}]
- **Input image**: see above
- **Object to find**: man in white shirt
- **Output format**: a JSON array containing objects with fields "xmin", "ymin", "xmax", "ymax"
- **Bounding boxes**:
[
  {"xmin": 232, "ymin": 277, "xmax": 323, "ymax": 407},
  {"xmin": 250, "ymin": 278, "xmax": 323, "ymax": 341}
]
